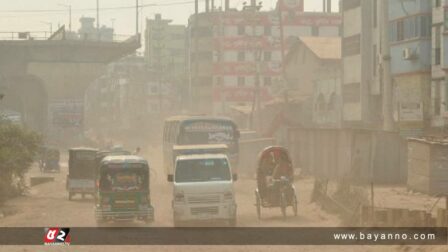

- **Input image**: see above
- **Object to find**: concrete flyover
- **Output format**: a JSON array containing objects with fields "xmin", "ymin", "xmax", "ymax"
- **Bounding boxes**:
[{"xmin": 0, "ymin": 33, "xmax": 140, "ymax": 137}]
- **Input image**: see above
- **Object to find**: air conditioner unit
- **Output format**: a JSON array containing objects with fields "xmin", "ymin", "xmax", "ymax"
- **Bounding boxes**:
[{"xmin": 402, "ymin": 48, "xmax": 417, "ymax": 60}]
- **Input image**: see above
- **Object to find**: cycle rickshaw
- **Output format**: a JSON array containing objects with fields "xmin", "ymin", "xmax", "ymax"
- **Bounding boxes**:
[{"xmin": 255, "ymin": 146, "xmax": 297, "ymax": 219}]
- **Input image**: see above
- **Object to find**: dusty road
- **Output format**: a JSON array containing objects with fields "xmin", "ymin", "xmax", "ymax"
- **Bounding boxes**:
[
  {"xmin": 0, "ymin": 146, "xmax": 337, "ymax": 228},
  {"xmin": 0, "ymin": 146, "xmax": 445, "ymax": 252}
]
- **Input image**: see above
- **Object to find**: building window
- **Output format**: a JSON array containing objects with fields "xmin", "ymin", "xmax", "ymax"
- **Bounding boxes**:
[
  {"xmin": 373, "ymin": 45, "xmax": 377, "ymax": 76},
  {"xmin": 445, "ymin": 9, "xmax": 448, "ymax": 28},
  {"xmin": 397, "ymin": 20, "xmax": 404, "ymax": 41},
  {"xmin": 264, "ymin": 77, "xmax": 272, "ymax": 86},
  {"xmin": 151, "ymin": 86, "xmax": 158, "ymax": 94},
  {"xmin": 435, "ymin": 26, "xmax": 441, "ymax": 65},
  {"xmin": 238, "ymin": 77, "xmax": 245, "ymax": 86},
  {"xmin": 311, "ymin": 26, "xmax": 319, "ymax": 36},
  {"xmin": 215, "ymin": 51, "xmax": 222, "ymax": 62},
  {"xmin": 316, "ymin": 94, "xmax": 326, "ymax": 112},
  {"xmin": 264, "ymin": 26, "xmax": 271, "ymax": 36},
  {"xmin": 238, "ymin": 51, "xmax": 245, "ymax": 61},
  {"xmin": 238, "ymin": 25, "xmax": 245, "ymax": 35},
  {"xmin": 390, "ymin": 15, "xmax": 431, "ymax": 42},
  {"xmin": 263, "ymin": 51, "xmax": 271, "ymax": 61},
  {"xmin": 446, "ymin": 79, "xmax": 448, "ymax": 111},
  {"xmin": 288, "ymin": 10, "xmax": 296, "ymax": 22},
  {"xmin": 420, "ymin": 15, "xmax": 431, "ymax": 37},
  {"xmin": 342, "ymin": 34, "xmax": 361, "ymax": 56},
  {"xmin": 215, "ymin": 77, "xmax": 223, "ymax": 86},
  {"xmin": 435, "ymin": 80, "xmax": 442, "ymax": 116},
  {"xmin": 435, "ymin": 0, "xmax": 442, "ymax": 7},
  {"xmin": 435, "ymin": 48, "xmax": 441, "ymax": 66}
]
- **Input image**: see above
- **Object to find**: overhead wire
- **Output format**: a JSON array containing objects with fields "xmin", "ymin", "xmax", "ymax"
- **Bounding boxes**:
[{"xmin": 0, "ymin": 0, "xmax": 204, "ymax": 14}]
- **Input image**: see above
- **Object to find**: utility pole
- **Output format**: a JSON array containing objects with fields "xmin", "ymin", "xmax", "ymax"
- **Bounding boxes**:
[
  {"xmin": 249, "ymin": 2, "xmax": 262, "ymax": 130},
  {"xmin": 68, "ymin": 5, "xmax": 72, "ymax": 32},
  {"xmin": 136, "ymin": 0, "xmax": 139, "ymax": 35},
  {"xmin": 380, "ymin": 0, "xmax": 394, "ymax": 131},
  {"xmin": 153, "ymin": 15, "xmax": 164, "ymax": 115},
  {"xmin": 96, "ymin": 0, "xmax": 100, "ymax": 40},
  {"xmin": 59, "ymin": 4, "xmax": 72, "ymax": 32},
  {"xmin": 192, "ymin": 0, "xmax": 199, "ymax": 112}
]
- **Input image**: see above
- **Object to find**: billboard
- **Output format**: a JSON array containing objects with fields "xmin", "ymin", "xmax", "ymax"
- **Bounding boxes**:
[{"xmin": 48, "ymin": 99, "xmax": 84, "ymax": 128}]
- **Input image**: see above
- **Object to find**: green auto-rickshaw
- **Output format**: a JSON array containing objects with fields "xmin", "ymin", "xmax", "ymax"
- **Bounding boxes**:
[{"xmin": 95, "ymin": 155, "xmax": 154, "ymax": 226}]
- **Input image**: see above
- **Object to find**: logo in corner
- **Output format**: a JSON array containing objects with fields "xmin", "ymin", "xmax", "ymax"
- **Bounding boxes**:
[{"xmin": 44, "ymin": 227, "xmax": 71, "ymax": 246}]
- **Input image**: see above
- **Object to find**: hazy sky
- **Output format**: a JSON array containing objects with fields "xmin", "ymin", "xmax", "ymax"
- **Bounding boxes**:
[{"xmin": 0, "ymin": 0, "xmax": 339, "ymax": 36}]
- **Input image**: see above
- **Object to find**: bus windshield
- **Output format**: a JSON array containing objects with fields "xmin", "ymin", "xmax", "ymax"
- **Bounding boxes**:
[
  {"xmin": 175, "ymin": 158, "xmax": 231, "ymax": 183},
  {"xmin": 179, "ymin": 121, "xmax": 236, "ymax": 145}
]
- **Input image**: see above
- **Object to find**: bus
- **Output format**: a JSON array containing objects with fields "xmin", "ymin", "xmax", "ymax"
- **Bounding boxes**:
[{"xmin": 163, "ymin": 116, "xmax": 240, "ymax": 178}]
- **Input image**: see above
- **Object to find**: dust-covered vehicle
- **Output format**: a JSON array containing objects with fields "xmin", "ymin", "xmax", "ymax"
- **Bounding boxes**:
[
  {"xmin": 163, "ymin": 116, "xmax": 240, "ymax": 178},
  {"xmin": 170, "ymin": 144, "xmax": 228, "ymax": 180},
  {"xmin": 95, "ymin": 155, "xmax": 154, "ymax": 226},
  {"xmin": 169, "ymin": 153, "xmax": 237, "ymax": 227},
  {"xmin": 66, "ymin": 147, "xmax": 98, "ymax": 200},
  {"xmin": 40, "ymin": 147, "xmax": 60, "ymax": 173},
  {"xmin": 255, "ymin": 146, "xmax": 297, "ymax": 219}
]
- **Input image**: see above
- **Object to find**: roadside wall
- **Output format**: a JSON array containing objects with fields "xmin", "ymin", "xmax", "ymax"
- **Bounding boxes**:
[
  {"xmin": 287, "ymin": 128, "xmax": 406, "ymax": 184},
  {"xmin": 238, "ymin": 138, "xmax": 276, "ymax": 177}
]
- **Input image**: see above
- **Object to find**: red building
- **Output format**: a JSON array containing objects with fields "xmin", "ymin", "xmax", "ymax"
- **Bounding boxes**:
[{"xmin": 188, "ymin": 0, "xmax": 340, "ymax": 115}]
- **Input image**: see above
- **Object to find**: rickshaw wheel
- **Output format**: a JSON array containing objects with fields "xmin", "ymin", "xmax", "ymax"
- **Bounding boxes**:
[
  {"xmin": 255, "ymin": 191, "xmax": 261, "ymax": 219},
  {"xmin": 280, "ymin": 192, "xmax": 287, "ymax": 219},
  {"xmin": 292, "ymin": 194, "xmax": 298, "ymax": 217}
]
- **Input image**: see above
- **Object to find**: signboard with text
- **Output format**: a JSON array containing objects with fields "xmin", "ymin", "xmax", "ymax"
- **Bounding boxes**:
[{"xmin": 213, "ymin": 87, "xmax": 272, "ymax": 103}]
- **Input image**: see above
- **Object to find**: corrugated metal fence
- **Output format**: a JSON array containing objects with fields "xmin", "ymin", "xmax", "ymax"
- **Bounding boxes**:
[{"xmin": 287, "ymin": 128, "xmax": 407, "ymax": 184}]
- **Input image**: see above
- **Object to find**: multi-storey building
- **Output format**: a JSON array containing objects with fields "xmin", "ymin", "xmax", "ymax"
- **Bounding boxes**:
[
  {"xmin": 145, "ymin": 14, "xmax": 186, "ymax": 92},
  {"xmin": 389, "ymin": 0, "xmax": 432, "ymax": 136},
  {"xmin": 341, "ymin": 0, "xmax": 383, "ymax": 129},
  {"xmin": 188, "ymin": 0, "xmax": 341, "ymax": 115},
  {"xmin": 284, "ymin": 36, "xmax": 342, "ymax": 128},
  {"xmin": 431, "ymin": 0, "xmax": 448, "ymax": 130}
]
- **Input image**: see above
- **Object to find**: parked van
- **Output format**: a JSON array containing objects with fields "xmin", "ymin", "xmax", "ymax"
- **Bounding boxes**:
[{"xmin": 168, "ymin": 154, "xmax": 237, "ymax": 226}]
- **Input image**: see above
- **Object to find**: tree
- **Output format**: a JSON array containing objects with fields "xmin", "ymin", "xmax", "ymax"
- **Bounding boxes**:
[{"xmin": 0, "ymin": 118, "xmax": 41, "ymax": 204}]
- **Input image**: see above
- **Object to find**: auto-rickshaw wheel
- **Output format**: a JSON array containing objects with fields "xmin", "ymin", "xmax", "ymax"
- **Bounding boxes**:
[
  {"xmin": 280, "ymin": 192, "xmax": 287, "ymax": 219},
  {"xmin": 292, "ymin": 194, "xmax": 298, "ymax": 217},
  {"xmin": 81, "ymin": 193, "xmax": 85, "ymax": 199},
  {"xmin": 68, "ymin": 192, "xmax": 73, "ymax": 201},
  {"xmin": 255, "ymin": 190, "xmax": 261, "ymax": 219}
]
